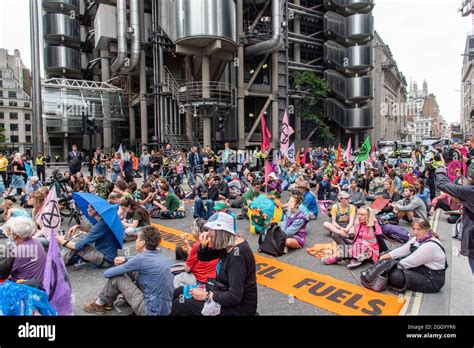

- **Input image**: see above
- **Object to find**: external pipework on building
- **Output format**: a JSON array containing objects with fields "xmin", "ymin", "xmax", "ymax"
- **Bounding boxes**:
[{"xmin": 38, "ymin": 0, "xmax": 377, "ymax": 156}]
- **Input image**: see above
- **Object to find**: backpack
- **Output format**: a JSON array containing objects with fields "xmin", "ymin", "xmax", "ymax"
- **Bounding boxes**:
[
  {"xmin": 258, "ymin": 224, "xmax": 287, "ymax": 257},
  {"xmin": 381, "ymin": 224, "xmax": 410, "ymax": 243},
  {"xmin": 360, "ymin": 258, "xmax": 398, "ymax": 292}
]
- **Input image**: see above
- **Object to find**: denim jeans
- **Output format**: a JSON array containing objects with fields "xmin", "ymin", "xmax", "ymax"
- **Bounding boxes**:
[
  {"xmin": 96, "ymin": 166, "xmax": 106, "ymax": 177},
  {"xmin": 193, "ymin": 198, "xmax": 215, "ymax": 220}
]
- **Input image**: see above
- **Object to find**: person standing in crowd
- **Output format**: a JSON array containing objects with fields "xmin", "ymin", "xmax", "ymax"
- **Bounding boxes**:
[
  {"xmin": 93, "ymin": 147, "xmax": 107, "ymax": 177},
  {"xmin": 187, "ymin": 146, "xmax": 201, "ymax": 185},
  {"xmin": 34, "ymin": 152, "xmax": 46, "ymax": 183},
  {"xmin": 122, "ymin": 152, "xmax": 134, "ymax": 183},
  {"xmin": 436, "ymin": 156, "xmax": 474, "ymax": 273},
  {"xmin": 140, "ymin": 148, "xmax": 151, "ymax": 181},
  {"xmin": 221, "ymin": 142, "xmax": 235, "ymax": 171},
  {"xmin": 0, "ymin": 152, "xmax": 9, "ymax": 189},
  {"xmin": 4, "ymin": 153, "xmax": 27, "ymax": 198},
  {"xmin": 110, "ymin": 152, "xmax": 123, "ymax": 183},
  {"xmin": 67, "ymin": 144, "xmax": 83, "ymax": 175},
  {"xmin": 83, "ymin": 226, "xmax": 173, "ymax": 315}
]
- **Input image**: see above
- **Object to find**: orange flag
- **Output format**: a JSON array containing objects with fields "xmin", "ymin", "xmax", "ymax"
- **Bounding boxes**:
[
  {"xmin": 336, "ymin": 143, "xmax": 343, "ymax": 167},
  {"xmin": 295, "ymin": 149, "xmax": 301, "ymax": 166}
]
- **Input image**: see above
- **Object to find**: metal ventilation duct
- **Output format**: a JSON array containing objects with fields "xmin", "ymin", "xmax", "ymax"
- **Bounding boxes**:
[
  {"xmin": 43, "ymin": 13, "xmax": 81, "ymax": 47},
  {"xmin": 246, "ymin": 0, "xmax": 280, "ymax": 56},
  {"xmin": 324, "ymin": 40, "xmax": 372, "ymax": 73},
  {"xmin": 325, "ymin": 98, "xmax": 373, "ymax": 129},
  {"xmin": 44, "ymin": 46, "xmax": 81, "ymax": 77},
  {"xmin": 324, "ymin": 11, "xmax": 374, "ymax": 45},
  {"xmin": 42, "ymin": 0, "xmax": 79, "ymax": 13},
  {"xmin": 325, "ymin": 69, "xmax": 373, "ymax": 102},
  {"xmin": 323, "ymin": 0, "xmax": 374, "ymax": 14},
  {"xmin": 160, "ymin": 0, "xmax": 237, "ymax": 50}
]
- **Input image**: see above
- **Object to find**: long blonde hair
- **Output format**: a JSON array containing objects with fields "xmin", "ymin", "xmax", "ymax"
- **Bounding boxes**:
[{"xmin": 357, "ymin": 206, "xmax": 376, "ymax": 227}]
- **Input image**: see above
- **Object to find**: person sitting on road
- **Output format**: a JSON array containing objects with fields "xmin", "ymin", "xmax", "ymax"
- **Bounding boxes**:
[
  {"xmin": 415, "ymin": 178, "xmax": 431, "ymax": 209},
  {"xmin": 428, "ymin": 190, "xmax": 462, "ymax": 223},
  {"xmin": 323, "ymin": 206, "xmax": 383, "ymax": 269},
  {"xmin": 315, "ymin": 174, "xmax": 332, "ymax": 201},
  {"xmin": 2, "ymin": 217, "xmax": 47, "ymax": 285},
  {"xmin": 22, "ymin": 176, "xmax": 42, "ymax": 207},
  {"xmin": 390, "ymin": 185, "xmax": 428, "ymax": 222},
  {"xmin": 152, "ymin": 183, "xmax": 185, "ymax": 219},
  {"xmin": 56, "ymin": 204, "xmax": 121, "ymax": 268},
  {"xmin": 227, "ymin": 172, "xmax": 243, "ymax": 199},
  {"xmin": 296, "ymin": 181, "xmax": 318, "ymax": 220},
  {"xmin": 237, "ymin": 180, "xmax": 262, "ymax": 220},
  {"xmin": 133, "ymin": 182, "xmax": 155, "ymax": 211},
  {"xmin": 323, "ymin": 191, "xmax": 356, "ymax": 241},
  {"xmin": 83, "ymin": 226, "xmax": 174, "ymax": 315},
  {"xmin": 0, "ymin": 199, "xmax": 31, "ymax": 221},
  {"xmin": 279, "ymin": 195, "xmax": 310, "ymax": 251},
  {"xmin": 348, "ymin": 179, "xmax": 365, "ymax": 208},
  {"xmin": 380, "ymin": 219, "xmax": 447, "ymax": 293},
  {"xmin": 193, "ymin": 176, "xmax": 220, "ymax": 220},
  {"xmin": 264, "ymin": 172, "xmax": 282, "ymax": 197},
  {"xmin": 215, "ymin": 175, "xmax": 229, "ymax": 200},
  {"xmin": 120, "ymin": 198, "xmax": 151, "ymax": 241},
  {"xmin": 171, "ymin": 212, "xmax": 257, "ymax": 316},
  {"xmin": 366, "ymin": 170, "xmax": 385, "ymax": 201}
]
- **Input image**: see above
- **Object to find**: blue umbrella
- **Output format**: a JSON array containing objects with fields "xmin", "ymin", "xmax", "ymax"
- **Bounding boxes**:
[{"xmin": 72, "ymin": 192, "xmax": 124, "ymax": 248}]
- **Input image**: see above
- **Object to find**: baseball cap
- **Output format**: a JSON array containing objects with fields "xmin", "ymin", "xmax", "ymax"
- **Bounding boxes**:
[{"xmin": 204, "ymin": 212, "xmax": 236, "ymax": 235}]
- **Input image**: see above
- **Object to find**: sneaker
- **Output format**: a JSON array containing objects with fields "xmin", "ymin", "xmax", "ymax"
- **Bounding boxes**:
[
  {"xmin": 83, "ymin": 300, "xmax": 106, "ymax": 315},
  {"xmin": 347, "ymin": 259, "xmax": 362, "ymax": 269},
  {"xmin": 104, "ymin": 301, "xmax": 114, "ymax": 311},
  {"xmin": 322, "ymin": 256, "xmax": 339, "ymax": 265}
]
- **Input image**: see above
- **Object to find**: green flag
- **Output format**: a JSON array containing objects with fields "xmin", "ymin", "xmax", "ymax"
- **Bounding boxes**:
[{"xmin": 355, "ymin": 137, "xmax": 371, "ymax": 163}]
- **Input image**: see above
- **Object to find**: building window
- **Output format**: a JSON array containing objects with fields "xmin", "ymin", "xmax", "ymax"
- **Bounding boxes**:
[
  {"xmin": 25, "ymin": 124, "xmax": 31, "ymax": 132},
  {"xmin": 9, "ymin": 112, "xmax": 18, "ymax": 120},
  {"xmin": 10, "ymin": 124, "xmax": 18, "ymax": 132},
  {"xmin": 24, "ymin": 102, "xmax": 30, "ymax": 108},
  {"xmin": 0, "ymin": 80, "xmax": 2, "ymax": 87},
  {"xmin": 10, "ymin": 135, "xmax": 19, "ymax": 143},
  {"xmin": 8, "ymin": 91, "xmax": 16, "ymax": 99},
  {"xmin": 0, "ymin": 123, "xmax": 4, "ymax": 129},
  {"xmin": 24, "ymin": 113, "xmax": 30, "ymax": 121},
  {"xmin": 9, "ymin": 101, "xmax": 17, "ymax": 107},
  {"xmin": 26, "ymin": 136, "xmax": 32, "ymax": 142},
  {"xmin": 0, "ymin": 112, "xmax": 3, "ymax": 119}
]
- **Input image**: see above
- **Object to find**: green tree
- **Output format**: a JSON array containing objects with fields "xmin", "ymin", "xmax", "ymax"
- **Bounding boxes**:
[
  {"xmin": 291, "ymin": 71, "xmax": 335, "ymax": 143},
  {"xmin": 0, "ymin": 127, "xmax": 6, "ymax": 152}
]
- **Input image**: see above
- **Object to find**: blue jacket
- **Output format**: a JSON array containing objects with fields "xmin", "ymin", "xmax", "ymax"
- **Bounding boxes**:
[
  {"xmin": 103, "ymin": 250, "xmax": 174, "ymax": 316},
  {"xmin": 75, "ymin": 219, "xmax": 120, "ymax": 263},
  {"xmin": 303, "ymin": 190, "xmax": 318, "ymax": 217}
]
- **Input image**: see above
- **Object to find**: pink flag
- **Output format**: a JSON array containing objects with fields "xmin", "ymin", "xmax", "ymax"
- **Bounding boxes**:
[
  {"xmin": 261, "ymin": 113, "xmax": 272, "ymax": 154},
  {"xmin": 264, "ymin": 159, "xmax": 273, "ymax": 184},
  {"xmin": 40, "ymin": 188, "xmax": 73, "ymax": 315},
  {"xmin": 279, "ymin": 109, "xmax": 294, "ymax": 157},
  {"xmin": 344, "ymin": 138, "xmax": 352, "ymax": 161}
]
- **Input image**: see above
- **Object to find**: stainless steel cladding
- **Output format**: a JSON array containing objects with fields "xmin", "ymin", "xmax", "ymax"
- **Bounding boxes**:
[
  {"xmin": 324, "ymin": 41, "xmax": 372, "ymax": 73},
  {"xmin": 44, "ymin": 46, "xmax": 81, "ymax": 77},
  {"xmin": 325, "ymin": 98, "xmax": 373, "ymax": 129},
  {"xmin": 324, "ymin": 69, "xmax": 373, "ymax": 102},
  {"xmin": 323, "ymin": 0, "xmax": 374, "ymax": 14},
  {"xmin": 42, "ymin": 0, "xmax": 79, "ymax": 13},
  {"xmin": 43, "ymin": 13, "xmax": 81, "ymax": 47},
  {"xmin": 160, "ymin": 0, "xmax": 237, "ymax": 47},
  {"xmin": 324, "ymin": 11, "xmax": 373, "ymax": 45}
]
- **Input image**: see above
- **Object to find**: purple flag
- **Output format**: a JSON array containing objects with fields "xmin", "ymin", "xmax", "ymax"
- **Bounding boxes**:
[
  {"xmin": 41, "ymin": 189, "xmax": 73, "ymax": 315},
  {"xmin": 279, "ymin": 110, "xmax": 294, "ymax": 158}
]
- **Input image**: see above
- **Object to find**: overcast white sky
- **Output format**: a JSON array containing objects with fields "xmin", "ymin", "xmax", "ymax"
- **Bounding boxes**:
[{"xmin": 0, "ymin": 0, "xmax": 472, "ymax": 123}]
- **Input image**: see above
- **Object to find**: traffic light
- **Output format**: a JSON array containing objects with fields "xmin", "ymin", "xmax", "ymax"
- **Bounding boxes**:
[{"xmin": 217, "ymin": 114, "xmax": 225, "ymax": 131}]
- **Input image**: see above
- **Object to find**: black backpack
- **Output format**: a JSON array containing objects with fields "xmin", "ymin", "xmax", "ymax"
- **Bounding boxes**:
[
  {"xmin": 360, "ymin": 258, "xmax": 398, "ymax": 292},
  {"xmin": 258, "ymin": 224, "xmax": 287, "ymax": 257}
]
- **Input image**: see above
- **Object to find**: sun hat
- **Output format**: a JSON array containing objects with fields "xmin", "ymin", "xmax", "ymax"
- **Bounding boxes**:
[
  {"xmin": 204, "ymin": 212, "xmax": 236, "ymax": 235},
  {"xmin": 338, "ymin": 191, "xmax": 350, "ymax": 200}
]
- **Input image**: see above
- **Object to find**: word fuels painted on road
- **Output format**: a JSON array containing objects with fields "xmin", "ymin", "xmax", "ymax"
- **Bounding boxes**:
[{"xmin": 153, "ymin": 224, "xmax": 405, "ymax": 316}]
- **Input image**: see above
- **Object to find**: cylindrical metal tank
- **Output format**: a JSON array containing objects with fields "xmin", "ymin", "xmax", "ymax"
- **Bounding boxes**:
[
  {"xmin": 42, "ymin": 0, "xmax": 79, "ymax": 13},
  {"xmin": 43, "ymin": 13, "xmax": 81, "ymax": 47},
  {"xmin": 44, "ymin": 46, "xmax": 81, "ymax": 77},
  {"xmin": 161, "ymin": 0, "xmax": 237, "ymax": 50}
]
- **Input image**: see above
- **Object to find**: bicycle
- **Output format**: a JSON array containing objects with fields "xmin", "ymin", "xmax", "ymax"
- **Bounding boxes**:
[
  {"xmin": 184, "ymin": 165, "xmax": 204, "ymax": 191},
  {"xmin": 45, "ymin": 170, "xmax": 83, "ymax": 226}
]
